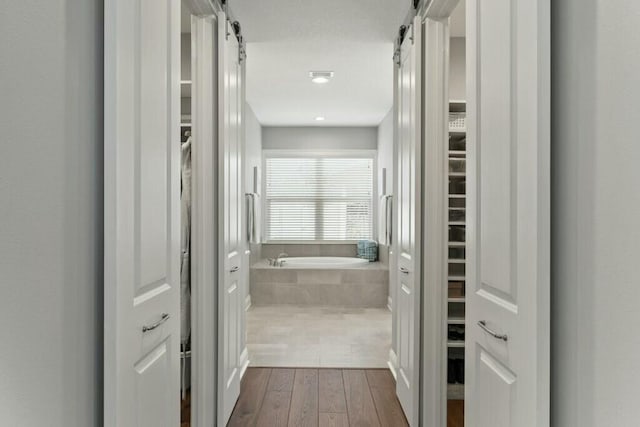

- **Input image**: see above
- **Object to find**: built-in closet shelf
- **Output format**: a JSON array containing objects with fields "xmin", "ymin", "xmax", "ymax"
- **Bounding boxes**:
[
  {"xmin": 447, "ymin": 383, "xmax": 465, "ymax": 400},
  {"xmin": 181, "ymin": 80, "xmax": 192, "ymax": 98},
  {"xmin": 445, "ymin": 100, "xmax": 467, "ymax": 403},
  {"xmin": 181, "ymin": 123, "xmax": 192, "ymax": 127}
]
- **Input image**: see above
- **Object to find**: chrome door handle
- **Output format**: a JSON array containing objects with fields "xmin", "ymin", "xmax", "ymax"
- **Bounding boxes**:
[
  {"xmin": 230, "ymin": 266, "xmax": 239, "ymax": 273},
  {"xmin": 400, "ymin": 267, "xmax": 410, "ymax": 274},
  {"xmin": 142, "ymin": 313, "xmax": 170, "ymax": 333},
  {"xmin": 478, "ymin": 320, "xmax": 508, "ymax": 342}
]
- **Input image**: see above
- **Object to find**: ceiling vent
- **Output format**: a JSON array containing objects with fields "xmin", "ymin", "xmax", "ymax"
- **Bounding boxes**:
[{"xmin": 309, "ymin": 71, "xmax": 334, "ymax": 84}]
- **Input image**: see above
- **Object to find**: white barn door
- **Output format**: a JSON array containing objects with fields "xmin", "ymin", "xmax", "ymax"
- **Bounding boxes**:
[
  {"xmin": 217, "ymin": 12, "xmax": 244, "ymax": 426},
  {"xmin": 395, "ymin": 17, "xmax": 422, "ymax": 427},
  {"xmin": 465, "ymin": 0, "xmax": 550, "ymax": 426},
  {"xmin": 104, "ymin": 0, "xmax": 181, "ymax": 425}
]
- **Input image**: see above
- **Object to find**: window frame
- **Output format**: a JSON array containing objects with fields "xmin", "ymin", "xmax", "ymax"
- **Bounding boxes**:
[{"xmin": 262, "ymin": 149, "xmax": 378, "ymax": 244}]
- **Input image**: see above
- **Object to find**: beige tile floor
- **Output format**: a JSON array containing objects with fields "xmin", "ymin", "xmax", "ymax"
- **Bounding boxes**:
[{"xmin": 247, "ymin": 305, "xmax": 392, "ymax": 368}]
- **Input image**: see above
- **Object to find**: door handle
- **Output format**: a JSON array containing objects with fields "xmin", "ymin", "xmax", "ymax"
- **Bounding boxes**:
[
  {"xmin": 400, "ymin": 267, "xmax": 410, "ymax": 274},
  {"xmin": 142, "ymin": 313, "xmax": 170, "ymax": 333},
  {"xmin": 477, "ymin": 320, "xmax": 508, "ymax": 342},
  {"xmin": 230, "ymin": 266, "xmax": 240, "ymax": 273}
]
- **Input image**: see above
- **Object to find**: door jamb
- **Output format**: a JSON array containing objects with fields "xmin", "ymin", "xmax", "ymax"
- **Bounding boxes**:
[
  {"xmin": 183, "ymin": 2, "xmax": 222, "ymax": 427},
  {"xmin": 416, "ymin": 1, "xmax": 460, "ymax": 426}
]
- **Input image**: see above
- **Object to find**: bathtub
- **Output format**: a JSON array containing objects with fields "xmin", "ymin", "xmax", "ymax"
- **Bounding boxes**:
[
  {"xmin": 280, "ymin": 256, "xmax": 369, "ymax": 269},
  {"xmin": 251, "ymin": 257, "xmax": 389, "ymax": 307}
]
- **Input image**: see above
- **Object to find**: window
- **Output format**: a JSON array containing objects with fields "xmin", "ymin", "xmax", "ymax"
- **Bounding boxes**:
[{"xmin": 265, "ymin": 155, "xmax": 374, "ymax": 241}]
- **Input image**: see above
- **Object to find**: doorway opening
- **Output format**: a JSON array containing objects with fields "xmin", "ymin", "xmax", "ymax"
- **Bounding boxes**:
[{"xmin": 227, "ymin": 0, "xmax": 409, "ymax": 425}]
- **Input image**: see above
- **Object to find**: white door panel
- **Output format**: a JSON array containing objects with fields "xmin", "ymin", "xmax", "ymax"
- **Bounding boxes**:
[
  {"xmin": 218, "ymin": 12, "xmax": 244, "ymax": 425},
  {"xmin": 466, "ymin": 0, "xmax": 549, "ymax": 425},
  {"xmin": 395, "ymin": 17, "xmax": 422, "ymax": 427},
  {"xmin": 104, "ymin": 0, "xmax": 181, "ymax": 425}
]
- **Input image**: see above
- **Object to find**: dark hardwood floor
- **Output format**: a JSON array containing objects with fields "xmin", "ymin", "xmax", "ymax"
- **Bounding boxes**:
[
  {"xmin": 228, "ymin": 368, "xmax": 409, "ymax": 427},
  {"xmin": 447, "ymin": 400, "xmax": 464, "ymax": 427},
  {"xmin": 181, "ymin": 372, "xmax": 465, "ymax": 426}
]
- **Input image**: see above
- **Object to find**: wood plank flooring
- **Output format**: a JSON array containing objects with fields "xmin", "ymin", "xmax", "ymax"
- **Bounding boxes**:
[
  {"xmin": 228, "ymin": 368, "xmax": 408, "ymax": 427},
  {"xmin": 447, "ymin": 400, "xmax": 464, "ymax": 427},
  {"xmin": 181, "ymin": 376, "xmax": 464, "ymax": 427}
]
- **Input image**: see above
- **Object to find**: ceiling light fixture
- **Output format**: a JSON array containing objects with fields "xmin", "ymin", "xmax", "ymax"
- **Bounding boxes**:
[
  {"xmin": 309, "ymin": 71, "xmax": 334, "ymax": 84},
  {"xmin": 315, "ymin": 116, "xmax": 326, "ymax": 121}
]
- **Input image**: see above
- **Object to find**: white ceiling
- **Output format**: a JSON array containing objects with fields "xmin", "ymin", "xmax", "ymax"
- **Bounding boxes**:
[{"xmin": 231, "ymin": 0, "xmax": 410, "ymax": 126}]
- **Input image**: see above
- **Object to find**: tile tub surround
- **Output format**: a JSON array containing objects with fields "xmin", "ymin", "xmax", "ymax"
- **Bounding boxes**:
[
  {"xmin": 262, "ymin": 243, "xmax": 358, "ymax": 259},
  {"xmin": 251, "ymin": 261, "xmax": 389, "ymax": 307},
  {"xmin": 247, "ymin": 305, "xmax": 391, "ymax": 368}
]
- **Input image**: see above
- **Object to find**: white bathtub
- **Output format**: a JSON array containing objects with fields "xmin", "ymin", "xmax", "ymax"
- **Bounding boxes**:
[{"xmin": 280, "ymin": 256, "xmax": 370, "ymax": 268}]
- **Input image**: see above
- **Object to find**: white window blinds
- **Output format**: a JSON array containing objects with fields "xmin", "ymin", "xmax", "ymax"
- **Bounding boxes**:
[{"xmin": 265, "ymin": 157, "xmax": 374, "ymax": 241}]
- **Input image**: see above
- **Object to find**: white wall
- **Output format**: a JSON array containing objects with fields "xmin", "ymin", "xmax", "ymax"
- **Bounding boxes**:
[
  {"xmin": 245, "ymin": 104, "xmax": 262, "ymax": 194},
  {"xmin": 377, "ymin": 110, "xmax": 394, "ymax": 263},
  {"xmin": 262, "ymin": 126, "xmax": 378, "ymax": 150},
  {"xmin": 377, "ymin": 109, "xmax": 396, "ymax": 358},
  {"xmin": 552, "ymin": 0, "xmax": 640, "ymax": 425},
  {"xmin": 245, "ymin": 104, "xmax": 262, "ymax": 303},
  {"xmin": 449, "ymin": 37, "xmax": 466, "ymax": 101},
  {"xmin": 0, "ymin": 1, "xmax": 103, "ymax": 426}
]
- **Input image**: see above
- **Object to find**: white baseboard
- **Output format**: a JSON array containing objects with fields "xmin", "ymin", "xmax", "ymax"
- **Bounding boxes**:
[
  {"xmin": 387, "ymin": 296, "xmax": 392, "ymax": 311},
  {"xmin": 239, "ymin": 347, "xmax": 250, "ymax": 379},
  {"xmin": 245, "ymin": 294, "xmax": 252, "ymax": 311},
  {"xmin": 388, "ymin": 348, "xmax": 398, "ymax": 380}
]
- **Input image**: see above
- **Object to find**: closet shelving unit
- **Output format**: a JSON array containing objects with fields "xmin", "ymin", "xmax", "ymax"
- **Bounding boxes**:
[
  {"xmin": 180, "ymin": 80, "xmax": 192, "ymax": 129},
  {"xmin": 446, "ymin": 100, "xmax": 466, "ymax": 400}
]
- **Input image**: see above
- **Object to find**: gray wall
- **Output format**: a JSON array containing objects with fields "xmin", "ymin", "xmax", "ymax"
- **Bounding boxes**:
[
  {"xmin": 263, "ymin": 126, "xmax": 378, "ymax": 150},
  {"xmin": 0, "ymin": 1, "xmax": 103, "ymax": 426},
  {"xmin": 552, "ymin": 0, "xmax": 640, "ymax": 425},
  {"xmin": 449, "ymin": 37, "xmax": 466, "ymax": 101}
]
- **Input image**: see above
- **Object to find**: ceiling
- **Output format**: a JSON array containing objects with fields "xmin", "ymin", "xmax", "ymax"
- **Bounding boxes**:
[{"xmin": 230, "ymin": 0, "xmax": 410, "ymax": 126}]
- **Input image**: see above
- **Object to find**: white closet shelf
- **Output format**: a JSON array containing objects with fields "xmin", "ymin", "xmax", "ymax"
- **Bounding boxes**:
[
  {"xmin": 448, "ymin": 243, "xmax": 465, "ymax": 248},
  {"xmin": 448, "ymin": 275, "xmax": 465, "ymax": 281},
  {"xmin": 181, "ymin": 80, "xmax": 192, "ymax": 98},
  {"xmin": 449, "ymin": 151, "xmax": 466, "ymax": 157},
  {"xmin": 449, "ymin": 221, "xmax": 465, "ymax": 226},
  {"xmin": 448, "ymin": 259, "xmax": 465, "ymax": 263},
  {"xmin": 447, "ymin": 341, "xmax": 465, "ymax": 348},
  {"xmin": 448, "ymin": 298, "xmax": 466, "ymax": 303},
  {"xmin": 447, "ymin": 383, "xmax": 465, "ymax": 400},
  {"xmin": 449, "ymin": 128, "xmax": 467, "ymax": 134},
  {"xmin": 449, "ymin": 194, "xmax": 465, "ymax": 199},
  {"xmin": 449, "ymin": 172, "xmax": 466, "ymax": 177},
  {"xmin": 448, "ymin": 317, "xmax": 466, "ymax": 324}
]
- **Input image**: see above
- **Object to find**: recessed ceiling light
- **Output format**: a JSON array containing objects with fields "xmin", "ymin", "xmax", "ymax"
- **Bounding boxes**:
[
  {"xmin": 315, "ymin": 116, "xmax": 326, "ymax": 121},
  {"xmin": 309, "ymin": 71, "xmax": 334, "ymax": 84}
]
